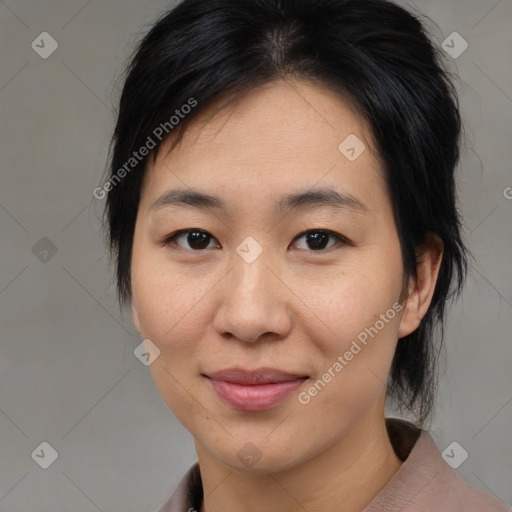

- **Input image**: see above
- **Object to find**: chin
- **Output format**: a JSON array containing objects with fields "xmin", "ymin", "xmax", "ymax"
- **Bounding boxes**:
[{"xmin": 221, "ymin": 450, "xmax": 300, "ymax": 475}]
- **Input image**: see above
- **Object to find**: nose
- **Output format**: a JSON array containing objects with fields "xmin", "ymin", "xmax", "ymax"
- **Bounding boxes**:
[{"xmin": 212, "ymin": 248, "xmax": 292, "ymax": 343}]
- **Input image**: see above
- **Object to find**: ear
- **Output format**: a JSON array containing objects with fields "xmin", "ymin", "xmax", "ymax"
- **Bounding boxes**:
[
  {"xmin": 131, "ymin": 298, "xmax": 142, "ymax": 334},
  {"xmin": 398, "ymin": 234, "xmax": 444, "ymax": 339}
]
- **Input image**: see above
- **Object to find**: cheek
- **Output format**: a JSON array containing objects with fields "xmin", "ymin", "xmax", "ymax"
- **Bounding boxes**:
[
  {"xmin": 298, "ymin": 300, "xmax": 400, "ymax": 430},
  {"xmin": 130, "ymin": 252, "xmax": 213, "ymax": 401},
  {"xmin": 295, "ymin": 254, "xmax": 403, "ymax": 418},
  {"xmin": 131, "ymin": 240, "xmax": 207, "ymax": 339},
  {"xmin": 299, "ymin": 252, "xmax": 403, "ymax": 352},
  {"xmin": 131, "ymin": 250, "xmax": 213, "ymax": 426}
]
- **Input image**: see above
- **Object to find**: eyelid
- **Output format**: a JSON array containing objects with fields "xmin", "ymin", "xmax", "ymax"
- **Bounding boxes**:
[
  {"xmin": 292, "ymin": 229, "xmax": 348, "ymax": 252},
  {"xmin": 161, "ymin": 229, "xmax": 219, "ymax": 249}
]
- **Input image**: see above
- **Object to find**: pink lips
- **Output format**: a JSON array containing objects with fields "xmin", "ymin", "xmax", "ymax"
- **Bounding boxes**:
[{"xmin": 205, "ymin": 368, "xmax": 308, "ymax": 412}]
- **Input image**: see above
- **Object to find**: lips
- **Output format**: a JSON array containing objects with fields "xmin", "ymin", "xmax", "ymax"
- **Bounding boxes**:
[
  {"xmin": 204, "ymin": 367, "xmax": 309, "ymax": 411},
  {"xmin": 207, "ymin": 368, "xmax": 307, "ymax": 384}
]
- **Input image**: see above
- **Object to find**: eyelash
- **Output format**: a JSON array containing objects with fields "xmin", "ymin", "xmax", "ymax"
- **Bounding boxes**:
[{"xmin": 161, "ymin": 229, "xmax": 349, "ymax": 253}]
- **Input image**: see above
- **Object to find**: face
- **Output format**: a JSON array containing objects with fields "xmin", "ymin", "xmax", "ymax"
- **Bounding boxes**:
[{"xmin": 130, "ymin": 79, "xmax": 410, "ymax": 473}]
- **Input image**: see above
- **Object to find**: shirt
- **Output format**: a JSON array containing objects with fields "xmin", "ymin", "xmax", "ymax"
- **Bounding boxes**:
[{"xmin": 155, "ymin": 418, "xmax": 509, "ymax": 512}]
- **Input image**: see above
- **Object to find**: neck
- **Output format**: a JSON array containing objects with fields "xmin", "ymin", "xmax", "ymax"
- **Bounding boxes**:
[{"xmin": 196, "ymin": 411, "xmax": 403, "ymax": 512}]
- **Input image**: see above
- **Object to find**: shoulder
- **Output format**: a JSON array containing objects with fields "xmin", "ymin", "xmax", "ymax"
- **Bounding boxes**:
[
  {"xmin": 363, "ymin": 419, "xmax": 509, "ymax": 512},
  {"xmin": 416, "ymin": 438, "xmax": 508, "ymax": 512}
]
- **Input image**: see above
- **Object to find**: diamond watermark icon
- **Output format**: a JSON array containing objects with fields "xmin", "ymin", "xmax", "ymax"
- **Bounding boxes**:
[
  {"xmin": 134, "ymin": 339, "xmax": 161, "ymax": 366},
  {"xmin": 31, "ymin": 441, "xmax": 58, "ymax": 469},
  {"xmin": 339, "ymin": 134, "xmax": 366, "ymax": 161},
  {"xmin": 237, "ymin": 442, "xmax": 262, "ymax": 468},
  {"xmin": 236, "ymin": 236, "xmax": 263, "ymax": 264},
  {"xmin": 441, "ymin": 32, "xmax": 468, "ymax": 59},
  {"xmin": 442, "ymin": 441, "xmax": 469, "ymax": 469},
  {"xmin": 32, "ymin": 237, "xmax": 58, "ymax": 263},
  {"xmin": 31, "ymin": 32, "xmax": 59, "ymax": 59}
]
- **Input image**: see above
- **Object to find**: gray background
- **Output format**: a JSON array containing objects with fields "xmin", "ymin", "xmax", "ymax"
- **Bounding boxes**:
[{"xmin": 0, "ymin": 0, "xmax": 511, "ymax": 510}]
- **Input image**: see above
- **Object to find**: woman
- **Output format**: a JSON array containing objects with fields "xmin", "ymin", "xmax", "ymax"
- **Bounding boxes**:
[{"xmin": 103, "ymin": 0, "xmax": 508, "ymax": 510}]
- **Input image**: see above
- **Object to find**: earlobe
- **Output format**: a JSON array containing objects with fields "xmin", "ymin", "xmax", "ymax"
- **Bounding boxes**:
[
  {"xmin": 397, "ymin": 234, "xmax": 444, "ymax": 339},
  {"xmin": 131, "ymin": 298, "xmax": 142, "ymax": 334}
]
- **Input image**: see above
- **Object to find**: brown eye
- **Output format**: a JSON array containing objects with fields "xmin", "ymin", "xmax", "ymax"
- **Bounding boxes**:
[
  {"xmin": 165, "ymin": 230, "xmax": 220, "ymax": 251},
  {"xmin": 163, "ymin": 228, "xmax": 346, "ymax": 253},
  {"xmin": 293, "ymin": 230, "xmax": 345, "ymax": 251}
]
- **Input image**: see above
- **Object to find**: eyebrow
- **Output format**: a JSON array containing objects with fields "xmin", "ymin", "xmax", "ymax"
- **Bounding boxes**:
[{"xmin": 150, "ymin": 187, "xmax": 368, "ymax": 214}]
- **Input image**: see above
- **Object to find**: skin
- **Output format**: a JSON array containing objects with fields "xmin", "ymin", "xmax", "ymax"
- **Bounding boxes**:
[{"xmin": 130, "ymin": 79, "xmax": 443, "ymax": 512}]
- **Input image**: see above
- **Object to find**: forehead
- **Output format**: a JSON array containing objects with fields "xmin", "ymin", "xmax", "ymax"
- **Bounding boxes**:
[{"xmin": 141, "ymin": 79, "xmax": 386, "ymax": 211}]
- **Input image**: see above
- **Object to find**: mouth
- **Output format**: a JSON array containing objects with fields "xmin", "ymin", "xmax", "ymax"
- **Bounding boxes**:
[{"xmin": 203, "ymin": 367, "xmax": 309, "ymax": 412}]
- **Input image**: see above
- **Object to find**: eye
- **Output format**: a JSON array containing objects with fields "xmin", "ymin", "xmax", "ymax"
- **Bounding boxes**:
[
  {"xmin": 292, "ymin": 229, "xmax": 346, "ymax": 252},
  {"xmin": 162, "ymin": 228, "xmax": 347, "ymax": 252},
  {"xmin": 163, "ymin": 229, "xmax": 220, "ymax": 251}
]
